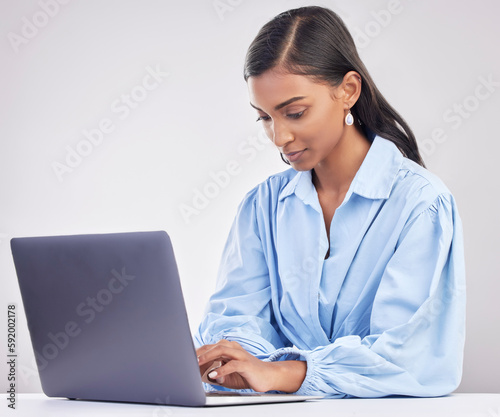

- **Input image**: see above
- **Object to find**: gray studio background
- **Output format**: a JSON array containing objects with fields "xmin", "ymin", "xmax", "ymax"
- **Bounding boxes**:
[{"xmin": 1, "ymin": 0, "xmax": 498, "ymax": 394}]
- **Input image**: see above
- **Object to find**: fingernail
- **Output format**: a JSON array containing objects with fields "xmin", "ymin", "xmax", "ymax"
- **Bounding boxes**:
[{"xmin": 208, "ymin": 371, "xmax": 217, "ymax": 379}]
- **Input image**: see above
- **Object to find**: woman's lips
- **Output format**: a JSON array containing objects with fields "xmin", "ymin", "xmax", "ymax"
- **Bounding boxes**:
[{"xmin": 285, "ymin": 149, "xmax": 306, "ymax": 162}]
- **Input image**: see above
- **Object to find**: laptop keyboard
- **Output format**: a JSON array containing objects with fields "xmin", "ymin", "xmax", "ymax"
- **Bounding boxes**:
[{"xmin": 206, "ymin": 391, "xmax": 279, "ymax": 397}]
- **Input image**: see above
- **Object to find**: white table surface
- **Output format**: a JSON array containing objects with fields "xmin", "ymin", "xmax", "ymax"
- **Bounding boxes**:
[{"xmin": 1, "ymin": 393, "xmax": 499, "ymax": 417}]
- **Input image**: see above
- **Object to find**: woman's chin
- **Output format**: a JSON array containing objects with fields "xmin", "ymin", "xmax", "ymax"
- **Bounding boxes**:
[{"xmin": 289, "ymin": 159, "xmax": 315, "ymax": 171}]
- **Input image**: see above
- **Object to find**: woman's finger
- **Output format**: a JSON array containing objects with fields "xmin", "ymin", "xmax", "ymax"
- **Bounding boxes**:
[
  {"xmin": 196, "ymin": 339, "xmax": 242, "ymax": 358},
  {"xmin": 195, "ymin": 343, "xmax": 216, "ymax": 357},
  {"xmin": 197, "ymin": 343, "xmax": 247, "ymax": 366},
  {"xmin": 206, "ymin": 355, "xmax": 274, "ymax": 392},
  {"xmin": 201, "ymin": 359, "xmax": 225, "ymax": 384},
  {"xmin": 208, "ymin": 359, "xmax": 247, "ymax": 380}
]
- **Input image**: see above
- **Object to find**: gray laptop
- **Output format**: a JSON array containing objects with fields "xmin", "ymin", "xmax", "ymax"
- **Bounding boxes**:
[{"xmin": 10, "ymin": 231, "xmax": 321, "ymax": 407}]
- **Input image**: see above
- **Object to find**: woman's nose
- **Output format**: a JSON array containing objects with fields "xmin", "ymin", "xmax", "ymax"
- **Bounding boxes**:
[{"xmin": 270, "ymin": 121, "xmax": 294, "ymax": 148}]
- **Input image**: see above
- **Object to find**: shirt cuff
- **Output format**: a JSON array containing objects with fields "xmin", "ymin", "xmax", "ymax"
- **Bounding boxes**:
[{"xmin": 263, "ymin": 346, "xmax": 344, "ymax": 397}]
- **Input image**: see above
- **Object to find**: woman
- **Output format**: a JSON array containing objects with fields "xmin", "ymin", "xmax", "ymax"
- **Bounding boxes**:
[{"xmin": 195, "ymin": 6, "xmax": 465, "ymax": 398}]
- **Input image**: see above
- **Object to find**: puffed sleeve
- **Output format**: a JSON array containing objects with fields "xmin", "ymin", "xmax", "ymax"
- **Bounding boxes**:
[
  {"xmin": 193, "ymin": 185, "xmax": 290, "ymax": 358},
  {"xmin": 263, "ymin": 193, "xmax": 466, "ymax": 398}
]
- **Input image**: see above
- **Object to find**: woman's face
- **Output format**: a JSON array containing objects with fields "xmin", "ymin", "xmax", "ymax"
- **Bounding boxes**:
[{"xmin": 247, "ymin": 69, "xmax": 348, "ymax": 171}]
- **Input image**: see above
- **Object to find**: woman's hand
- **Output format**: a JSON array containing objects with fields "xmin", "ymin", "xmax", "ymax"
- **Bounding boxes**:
[{"xmin": 196, "ymin": 339, "xmax": 307, "ymax": 393}]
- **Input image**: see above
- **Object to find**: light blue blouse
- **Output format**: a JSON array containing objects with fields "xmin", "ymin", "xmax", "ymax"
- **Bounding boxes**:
[{"xmin": 194, "ymin": 134, "xmax": 466, "ymax": 398}]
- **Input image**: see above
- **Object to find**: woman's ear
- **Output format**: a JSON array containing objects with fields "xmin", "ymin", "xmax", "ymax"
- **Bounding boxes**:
[{"xmin": 341, "ymin": 71, "xmax": 362, "ymax": 109}]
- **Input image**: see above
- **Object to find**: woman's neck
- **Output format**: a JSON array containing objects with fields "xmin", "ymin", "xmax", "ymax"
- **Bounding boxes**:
[{"xmin": 312, "ymin": 126, "xmax": 371, "ymax": 196}]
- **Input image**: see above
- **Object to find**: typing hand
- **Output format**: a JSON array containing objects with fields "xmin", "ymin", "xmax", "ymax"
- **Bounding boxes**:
[{"xmin": 196, "ymin": 340, "xmax": 306, "ymax": 393}]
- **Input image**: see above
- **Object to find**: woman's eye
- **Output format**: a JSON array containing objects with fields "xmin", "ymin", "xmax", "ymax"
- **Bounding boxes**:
[
  {"xmin": 256, "ymin": 110, "xmax": 304, "ymax": 122},
  {"xmin": 287, "ymin": 111, "xmax": 304, "ymax": 119}
]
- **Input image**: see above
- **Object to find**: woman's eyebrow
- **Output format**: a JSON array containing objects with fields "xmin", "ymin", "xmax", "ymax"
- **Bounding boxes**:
[{"xmin": 250, "ymin": 96, "xmax": 307, "ymax": 112}]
